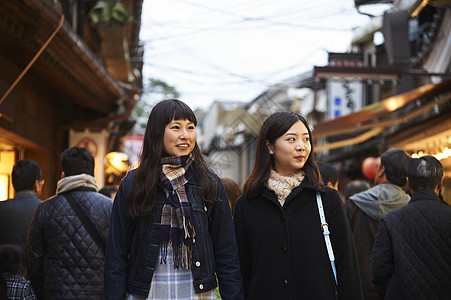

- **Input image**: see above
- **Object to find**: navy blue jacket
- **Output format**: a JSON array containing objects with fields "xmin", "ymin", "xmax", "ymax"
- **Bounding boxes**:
[
  {"xmin": 104, "ymin": 169, "xmax": 244, "ymax": 300},
  {"xmin": 27, "ymin": 188, "xmax": 113, "ymax": 299},
  {"xmin": 371, "ymin": 190, "xmax": 451, "ymax": 299}
]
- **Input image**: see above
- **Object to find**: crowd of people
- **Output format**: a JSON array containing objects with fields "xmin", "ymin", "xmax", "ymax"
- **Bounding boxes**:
[{"xmin": 0, "ymin": 98, "xmax": 449, "ymax": 300}]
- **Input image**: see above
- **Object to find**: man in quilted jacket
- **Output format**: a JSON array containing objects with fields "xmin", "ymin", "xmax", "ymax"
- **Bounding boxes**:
[
  {"xmin": 26, "ymin": 147, "xmax": 113, "ymax": 299},
  {"xmin": 371, "ymin": 156, "xmax": 451, "ymax": 299}
]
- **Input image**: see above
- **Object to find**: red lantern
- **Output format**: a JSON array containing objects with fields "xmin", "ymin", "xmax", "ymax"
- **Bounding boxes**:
[{"xmin": 362, "ymin": 157, "xmax": 380, "ymax": 181}]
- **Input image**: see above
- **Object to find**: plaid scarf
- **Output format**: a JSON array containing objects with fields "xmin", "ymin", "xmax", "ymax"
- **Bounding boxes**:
[{"xmin": 158, "ymin": 153, "xmax": 196, "ymax": 269}]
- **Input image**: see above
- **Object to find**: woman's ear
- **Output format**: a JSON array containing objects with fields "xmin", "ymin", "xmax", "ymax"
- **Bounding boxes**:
[{"xmin": 266, "ymin": 141, "xmax": 274, "ymax": 155}]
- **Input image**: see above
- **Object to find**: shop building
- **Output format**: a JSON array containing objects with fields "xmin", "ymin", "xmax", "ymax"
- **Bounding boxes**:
[{"xmin": 0, "ymin": 0, "xmax": 143, "ymax": 199}]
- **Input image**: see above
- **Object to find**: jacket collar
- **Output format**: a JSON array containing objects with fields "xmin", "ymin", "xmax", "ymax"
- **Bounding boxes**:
[
  {"xmin": 14, "ymin": 190, "xmax": 37, "ymax": 198},
  {"xmin": 249, "ymin": 179, "xmax": 325, "ymax": 204},
  {"xmin": 284, "ymin": 180, "xmax": 325, "ymax": 203},
  {"xmin": 410, "ymin": 189, "xmax": 441, "ymax": 203},
  {"xmin": 62, "ymin": 186, "xmax": 97, "ymax": 193}
]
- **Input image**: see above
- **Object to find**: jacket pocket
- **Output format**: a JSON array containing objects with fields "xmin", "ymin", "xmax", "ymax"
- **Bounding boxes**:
[
  {"xmin": 191, "ymin": 201, "xmax": 215, "ymax": 274},
  {"xmin": 129, "ymin": 215, "xmax": 152, "ymax": 279},
  {"xmin": 191, "ymin": 202, "xmax": 208, "ymax": 231}
]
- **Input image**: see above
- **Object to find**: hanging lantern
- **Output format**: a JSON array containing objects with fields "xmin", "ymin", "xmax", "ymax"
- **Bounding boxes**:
[{"xmin": 362, "ymin": 156, "xmax": 380, "ymax": 181}]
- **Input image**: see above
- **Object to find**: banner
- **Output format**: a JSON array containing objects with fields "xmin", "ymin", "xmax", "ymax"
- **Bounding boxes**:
[
  {"xmin": 328, "ymin": 80, "xmax": 363, "ymax": 120},
  {"xmin": 123, "ymin": 133, "xmax": 144, "ymax": 166},
  {"xmin": 69, "ymin": 129, "xmax": 107, "ymax": 188}
]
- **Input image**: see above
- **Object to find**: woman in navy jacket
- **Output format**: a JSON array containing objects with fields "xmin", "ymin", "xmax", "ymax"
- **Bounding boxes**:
[
  {"xmin": 234, "ymin": 112, "xmax": 362, "ymax": 299},
  {"xmin": 104, "ymin": 99, "xmax": 243, "ymax": 300}
]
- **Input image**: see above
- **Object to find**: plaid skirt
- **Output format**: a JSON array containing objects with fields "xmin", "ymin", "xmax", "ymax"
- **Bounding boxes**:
[{"xmin": 127, "ymin": 247, "xmax": 217, "ymax": 300}]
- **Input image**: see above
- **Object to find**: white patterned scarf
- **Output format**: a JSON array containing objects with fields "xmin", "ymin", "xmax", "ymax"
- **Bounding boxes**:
[
  {"xmin": 56, "ymin": 174, "xmax": 98, "ymax": 194},
  {"xmin": 266, "ymin": 169, "xmax": 304, "ymax": 206}
]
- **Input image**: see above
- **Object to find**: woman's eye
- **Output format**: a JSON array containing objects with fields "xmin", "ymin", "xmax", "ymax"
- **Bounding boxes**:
[
  {"xmin": 171, "ymin": 125, "xmax": 180, "ymax": 129},
  {"xmin": 188, "ymin": 125, "xmax": 195, "ymax": 130},
  {"xmin": 287, "ymin": 137, "xmax": 295, "ymax": 141}
]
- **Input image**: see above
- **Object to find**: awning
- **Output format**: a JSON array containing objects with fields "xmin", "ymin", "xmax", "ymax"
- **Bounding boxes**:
[
  {"xmin": 313, "ymin": 79, "xmax": 451, "ymax": 151},
  {"xmin": 0, "ymin": 0, "xmax": 130, "ymax": 114}
]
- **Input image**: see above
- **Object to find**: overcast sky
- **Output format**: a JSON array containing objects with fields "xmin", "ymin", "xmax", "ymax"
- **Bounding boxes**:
[{"xmin": 139, "ymin": 0, "xmax": 387, "ymax": 110}]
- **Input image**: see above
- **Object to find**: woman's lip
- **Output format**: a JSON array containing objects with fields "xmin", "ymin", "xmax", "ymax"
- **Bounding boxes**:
[{"xmin": 295, "ymin": 156, "xmax": 304, "ymax": 160}]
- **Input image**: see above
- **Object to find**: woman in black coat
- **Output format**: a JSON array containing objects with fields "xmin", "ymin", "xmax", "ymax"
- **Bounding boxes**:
[{"xmin": 233, "ymin": 112, "xmax": 363, "ymax": 300}]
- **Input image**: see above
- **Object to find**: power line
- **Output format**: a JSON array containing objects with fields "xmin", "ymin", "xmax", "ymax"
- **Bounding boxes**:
[{"xmin": 140, "ymin": 0, "xmax": 370, "ymax": 105}]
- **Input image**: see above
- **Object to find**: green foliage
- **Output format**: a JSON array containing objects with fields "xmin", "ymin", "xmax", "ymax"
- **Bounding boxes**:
[
  {"xmin": 147, "ymin": 78, "xmax": 180, "ymax": 99},
  {"xmin": 131, "ymin": 77, "xmax": 180, "ymax": 132}
]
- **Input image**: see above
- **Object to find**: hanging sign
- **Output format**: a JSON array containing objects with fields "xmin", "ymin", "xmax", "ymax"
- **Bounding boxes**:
[
  {"xmin": 69, "ymin": 129, "xmax": 107, "ymax": 188},
  {"xmin": 328, "ymin": 80, "xmax": 363, "ymax": 119}
]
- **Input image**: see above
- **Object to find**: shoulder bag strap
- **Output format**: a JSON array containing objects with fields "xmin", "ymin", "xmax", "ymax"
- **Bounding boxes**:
[
  {"xmin": 316, "ymin": 191, "xmax": 337, "ymax": 285},
  {"xmin": 63, "ymin": 192, "xmax": 106, "ymax": 254}
]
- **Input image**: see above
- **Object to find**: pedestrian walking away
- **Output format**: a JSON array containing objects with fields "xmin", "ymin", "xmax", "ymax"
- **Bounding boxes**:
[
  {"xmin": 345, "ymin": 148, "xmax": 411, "ymax": 300},
  {"xmin": 0, "ymin": 159, "xmax": 43, "ymax": 248},
  {"xmin": 371, "ymin": 156, "xmax": 451, "ymax": 299},
  {"xmin": 26, "ymin": 147, "xmax": 113, "ymax": 299}
]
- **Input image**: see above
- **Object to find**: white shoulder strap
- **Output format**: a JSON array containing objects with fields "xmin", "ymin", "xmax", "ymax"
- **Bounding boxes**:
[{"xmin": 316, "ymin": 192, "xmax": 337, "ymax": 285}]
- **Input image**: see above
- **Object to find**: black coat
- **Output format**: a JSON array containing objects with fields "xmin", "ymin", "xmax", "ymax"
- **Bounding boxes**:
[
  {"xmin": 26, "ymin": 188, "xmax": 113, "ymax": 299},
  {"xmin": 234, "ymin": 180, "xmax": 363, "ymax": 300},
  {"xmin": 371, "ymin": 190, "xmax": 451, "ymax": 299},
  {"xmin": 0, "ymin": 190, "xmax": 41, "ymax": 247}
]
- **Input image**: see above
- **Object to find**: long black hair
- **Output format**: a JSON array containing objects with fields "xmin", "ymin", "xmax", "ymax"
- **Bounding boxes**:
[
  {"xmin": 127, "ymin": 99, "xmax": 218, "ymax": 218},
  {"xmin": 243, "ymin": 112, "xmax": 323, "ymax": 196}
]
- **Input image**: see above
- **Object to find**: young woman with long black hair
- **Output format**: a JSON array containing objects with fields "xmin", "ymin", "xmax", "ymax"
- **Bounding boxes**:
[
  {"xmin": 233, "ymin": 112, "xmax": 362, "ymax": 299},
  {"xmin": 104, "ymin": 99, "xmax": 243, "ymax": 300}
]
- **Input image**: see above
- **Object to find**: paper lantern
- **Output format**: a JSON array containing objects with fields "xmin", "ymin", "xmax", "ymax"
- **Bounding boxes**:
[{"xmin": 362, "ymin": 157, "xmax": 380, "ymax": 181}]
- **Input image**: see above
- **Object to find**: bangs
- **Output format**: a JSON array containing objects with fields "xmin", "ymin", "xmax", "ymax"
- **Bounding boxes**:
[
  {"xmin": 266, "ymin": 112, "xmax": 307, "ymax": 142},
  {"xmin": 170, "ymin": 101, "xmax": 197, "ymax": 125}
]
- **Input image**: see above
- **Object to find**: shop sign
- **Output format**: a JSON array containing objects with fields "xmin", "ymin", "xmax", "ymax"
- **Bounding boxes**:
[
  {"xmin": 124, "ymin": 133, "xmax": 144, "ymax": 165},
  {"xmin": 327, "ymin": 80, "xmax": 363, "ymax": 120},
  {"xmin": 69, "ymin": 129, "xmax": 107, "ymax": 187}
]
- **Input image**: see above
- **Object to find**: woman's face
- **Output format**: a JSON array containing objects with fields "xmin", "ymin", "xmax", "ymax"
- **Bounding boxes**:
[
  {"xmin": 163, "ymin": 118, "xmax": 196, "ymax": 156},
  {"xmin": 268, "ymin": 120, "xmax": 311, "ymax": 176}
]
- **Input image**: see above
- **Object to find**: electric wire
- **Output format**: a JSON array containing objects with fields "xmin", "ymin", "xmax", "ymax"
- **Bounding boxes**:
[{"xmin": 140, "ymin": 0, "xmax": 373, "ymax": 106}]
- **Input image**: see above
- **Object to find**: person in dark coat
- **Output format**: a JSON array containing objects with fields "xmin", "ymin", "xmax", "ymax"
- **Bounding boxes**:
[
  {"xmin": 345, "ymin": 148, "xmax": 411, "ymax": 300},
  {"xmin": 0, "ymin": 160, "xmax": 43, "ymax": 248},
  {"xmin": 234, "ymin": 112, "xmax": 363, "ymax": 300},
  {"xmin": 26, "ymin": 147, "xmax": 113, "ymax": 299},
  {"xmin": 371, "ymin": 155, "xmax": 451, "ymax": 299}
]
